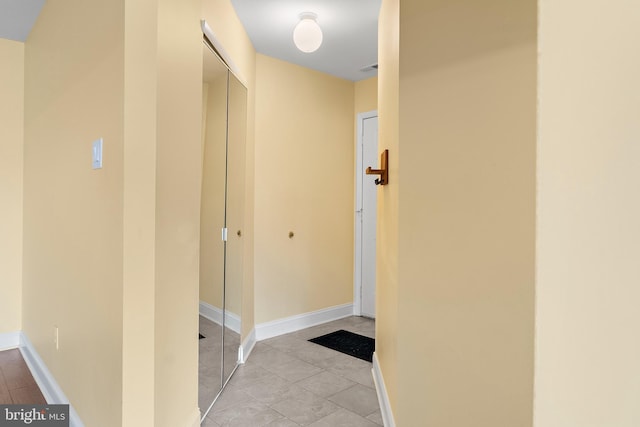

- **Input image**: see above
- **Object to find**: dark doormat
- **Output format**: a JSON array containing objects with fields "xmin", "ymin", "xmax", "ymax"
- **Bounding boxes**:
[
  {"xmin": 199, "ymin": 333, "xmax": 205, "ymax": 340},
  {"xmin": 309, "ymin": 330, "xmax": 374, "ymax": 362}
]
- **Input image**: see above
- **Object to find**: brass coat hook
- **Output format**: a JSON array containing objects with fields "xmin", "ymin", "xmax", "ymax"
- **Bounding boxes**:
[{"xmin": 366, "ymin": 149, "xmax": 389, "ymax": 185}]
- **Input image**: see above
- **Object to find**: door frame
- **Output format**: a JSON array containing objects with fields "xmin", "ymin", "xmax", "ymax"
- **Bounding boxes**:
[{"xmin": 354, "ymin": 110, "xmax": 378, "ymax": 316}]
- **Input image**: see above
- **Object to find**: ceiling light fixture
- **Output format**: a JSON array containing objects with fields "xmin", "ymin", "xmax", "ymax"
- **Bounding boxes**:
[{"xmin": 293, "ymin": 12, "xmax": 323, "ymax": 53}]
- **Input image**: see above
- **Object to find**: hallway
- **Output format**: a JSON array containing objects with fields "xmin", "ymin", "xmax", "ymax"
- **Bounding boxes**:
[{"xmin": 200, "ymin": 316, "xmax": 381, "ymax": 426}]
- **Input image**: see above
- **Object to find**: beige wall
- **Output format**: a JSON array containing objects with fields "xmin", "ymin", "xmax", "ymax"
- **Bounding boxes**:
[
  {"xmin": 23, "ymin": 1, "xmax": 125, "ymax": 425},
  {"xmin": 254, "ymin": 54, "xmax": 355, "ymax": 323},
  {"xmin": 355, "ymin": 76, "xmax": 378, "ymax": 114},
  {"xmin": 375, "ymin": 0, "xmax": 537, "ymax": 425},
  {"xmin": 375, "ymin": 0, "xmax": 400, "ymax": 414},
  {"xmin": 202, "ymin": 0, "xmax": 257, "ymax": 339},
  {"xmin": 153, "ymin": 0, "xmax": 203, "ymax": 425},
  {"xmin": 0, "ymin": 39, "xmax": 24, "ymax": 336},
  {"xmin": 23, "ymin": 0, "xmax": 202, "ymax": 425},
  {"xmin": 121, "ymin": 0, "xmax": 158, "ymax": 424},
  {"xmin": 535, "ymin": 2, "xmax": 640, "ymax": 426}
]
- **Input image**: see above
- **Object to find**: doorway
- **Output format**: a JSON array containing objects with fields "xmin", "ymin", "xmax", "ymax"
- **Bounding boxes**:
[{"xmin": 355, "ymin": 111, "xmax": 378, "ymax": 318}]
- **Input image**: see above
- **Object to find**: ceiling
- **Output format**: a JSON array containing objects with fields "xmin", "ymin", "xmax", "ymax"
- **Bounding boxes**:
[
  {"xmin": 0, "ymin": 0, "xmax": 44, "ymax": 42},
  {"xmin": 0, "ymin": 0, "xmax": 380, "ymax": 82},
  {"xmin": 231, "ymin": 0, "xmax": 381, "ymax": 82}
]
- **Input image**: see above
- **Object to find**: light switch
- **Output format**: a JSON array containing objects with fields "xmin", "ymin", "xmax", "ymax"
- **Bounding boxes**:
[{"xmin": 92, "ymin": 138, "xmax": 103, "ymax": 169}]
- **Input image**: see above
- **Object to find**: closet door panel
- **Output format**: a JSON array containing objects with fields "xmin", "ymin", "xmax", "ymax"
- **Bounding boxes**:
[
  {"xmin": 199, "ymin": 43, "xmax": 229, "ymax": 412},
  {"xmin": 222, "ymin": 72, "xmax": 247, "ymax": 384}
]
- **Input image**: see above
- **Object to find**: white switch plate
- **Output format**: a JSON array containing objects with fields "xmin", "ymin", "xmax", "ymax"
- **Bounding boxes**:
[{"xmin": 92, "ymin": 138, "xmax": 103, "ymax": 169}]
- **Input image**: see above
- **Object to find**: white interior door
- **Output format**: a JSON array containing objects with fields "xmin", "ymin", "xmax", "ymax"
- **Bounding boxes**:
[{"xmin": 355, "ymin": 112, "xmax": 378, "ymax": 318}]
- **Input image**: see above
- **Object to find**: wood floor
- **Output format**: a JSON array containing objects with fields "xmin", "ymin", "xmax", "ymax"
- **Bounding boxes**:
[{"xmin": 0, "ymin": 348, "xmax": 46, "ymax": 405}]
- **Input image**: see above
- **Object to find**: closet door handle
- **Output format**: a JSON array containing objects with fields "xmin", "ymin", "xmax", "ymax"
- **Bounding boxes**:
[{"xmin": 237, "ymin": 230, "xmax": 242, "ymax": 237}]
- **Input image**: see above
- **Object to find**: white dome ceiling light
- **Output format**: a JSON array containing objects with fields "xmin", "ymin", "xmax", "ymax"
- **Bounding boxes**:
[{"xmin": 293, "ymin": 12, "xmax": 323, "ymax": 53}]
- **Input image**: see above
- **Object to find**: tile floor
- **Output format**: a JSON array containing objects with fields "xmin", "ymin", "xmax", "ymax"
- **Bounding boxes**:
[
  {"xmin": 0, "ymin": 348, "xmax": 46, "ymax": 405},
  {"xmin": 200, "ymin": 316, "xmax": 381, "ymax": 427}
]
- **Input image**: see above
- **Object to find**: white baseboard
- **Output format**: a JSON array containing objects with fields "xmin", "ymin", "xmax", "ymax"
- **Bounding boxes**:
[
  {"xmin": 19, "ymin": 332, "xmax": 84, "ymax": 427},
  {"xmin": 199, "ymin": 301, "xmax": 241, "ymax": 334},
  {"xmin": 372, "ymin": 352, "xmax": 396, "ymax": 427},
  {"xmin": 238, "ymin": 328, "xmax": 256, "ymax": 364},
  {"xmin": 255, "ymin": 303, "xmax": 354, "ymax": 341},
  {"xmin": 0, "ymin": 331, "xmax": 21, "ymax": 351}
]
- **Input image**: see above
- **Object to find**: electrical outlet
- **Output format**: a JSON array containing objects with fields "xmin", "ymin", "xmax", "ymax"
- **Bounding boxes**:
[{"xmin": 54, "ymin": 326, "xmax": 59, "ymax": 351}]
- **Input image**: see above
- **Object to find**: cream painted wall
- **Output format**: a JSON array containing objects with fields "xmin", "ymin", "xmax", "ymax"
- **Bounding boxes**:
[
  {"xmin": 0, "ymin": 40, "xmax": 24, "ymax": 335},
  {"xmin": 535, "ymin": 2, "xmax": 640, "ymax": 426},
  {"xmin": 355, "ymin": 76, "xmax": 378, "ymax": 114},
  {"xmin": 254, "ymin": 54, "xmax": 355, "ymax": 324},
  {"xmin": 23, "ymin": 0, "xmax": 202, "ymax": 425},
  {"xmin": 121, "ymin": 0, "xmax": 159, "ymax": 424},
  {"xmin": 202, "ymin": 0, "xmax": 257, "ymax": 339},
  {"xmin": 23, "ymin": 1, "xmax": 125, "ymax": 425},
  {"xmin": 377, "ymin": 1, "xmax": 537, "ymax": 425},
  {"xmin": 153, "ymin": 0, "xmax": 203, "ymax": 425},
  {"xmin": 375, "ymin": 0, "xmax": 400, "ymax": 414}
]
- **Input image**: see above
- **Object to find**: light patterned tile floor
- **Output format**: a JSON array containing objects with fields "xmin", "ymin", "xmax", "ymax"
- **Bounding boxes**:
[{"xmin": 201, "ymin": 316, "xmax": 381, "ymax": 427}]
